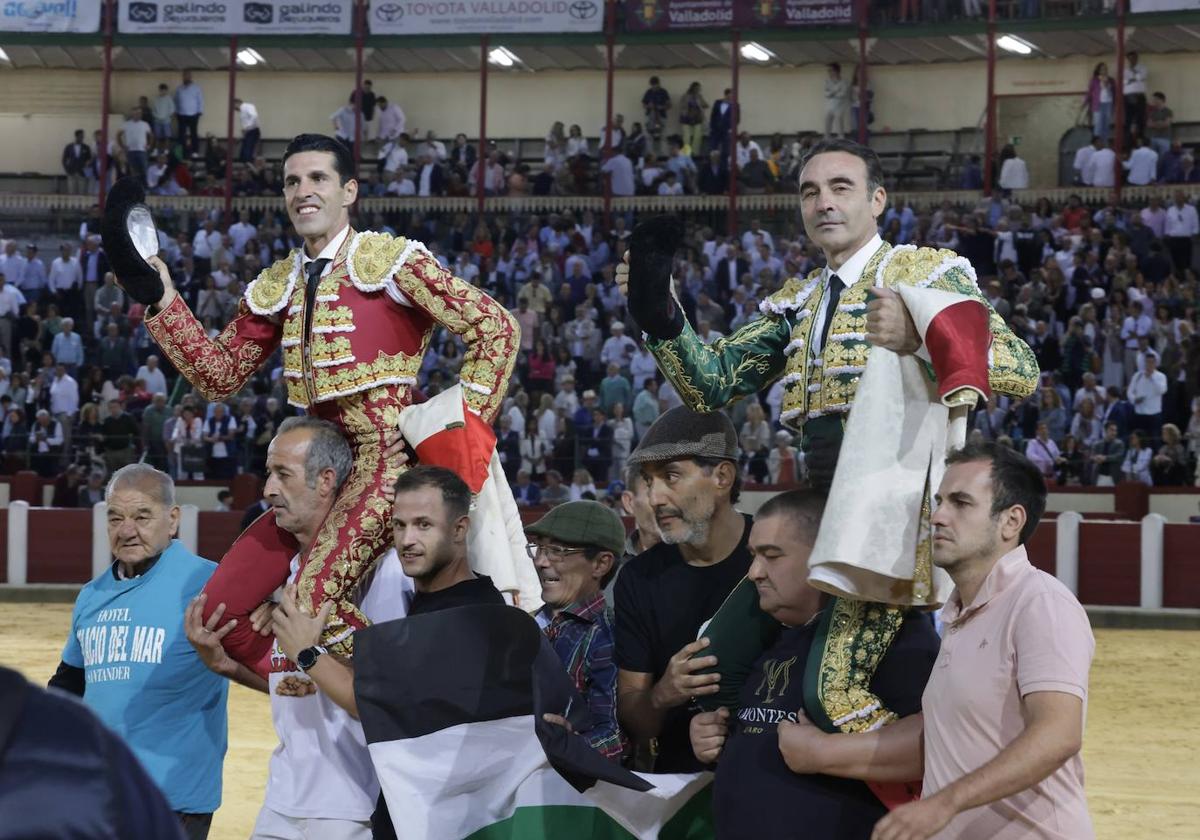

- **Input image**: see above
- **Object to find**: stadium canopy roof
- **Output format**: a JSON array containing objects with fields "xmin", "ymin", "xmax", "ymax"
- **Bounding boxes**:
[{"xmin": 0, "ymin": 14, "xmax": 1197, "ymax": 73}]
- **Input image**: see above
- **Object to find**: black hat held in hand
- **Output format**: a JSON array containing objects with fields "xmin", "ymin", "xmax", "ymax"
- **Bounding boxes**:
[
  {"xmin": 627, "ymin": 215, "xmax": 686, "ymax": 341},
  {"xmin": 100, "ymin": 176, "xmax": 166, "ymax": 307}
]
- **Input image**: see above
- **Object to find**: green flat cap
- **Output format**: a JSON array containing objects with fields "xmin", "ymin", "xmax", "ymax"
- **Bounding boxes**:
[{"xmin": 525, "ymin": 500, "xmax": 626, "ymax": 555}]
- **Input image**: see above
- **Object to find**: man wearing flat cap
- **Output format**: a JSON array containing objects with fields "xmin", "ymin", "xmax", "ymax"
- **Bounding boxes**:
[
  {"xmin": 612, "ymin": 406, "xmax": 753, "ymax": 773},
  {"xmin": 528, "ymin": 501, "xmax": 628, "ymax": 763}
]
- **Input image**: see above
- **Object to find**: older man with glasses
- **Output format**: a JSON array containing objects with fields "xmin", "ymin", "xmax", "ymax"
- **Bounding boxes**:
[{"xmin": 526, "ymin": 500, "xmax": 627, "ymax": 762}]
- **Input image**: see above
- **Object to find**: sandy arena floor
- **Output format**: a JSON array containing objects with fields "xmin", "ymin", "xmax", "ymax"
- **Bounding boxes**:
[{"xmin": 2, "ymin": 604, "xmax": 1197, "ymax": 839}]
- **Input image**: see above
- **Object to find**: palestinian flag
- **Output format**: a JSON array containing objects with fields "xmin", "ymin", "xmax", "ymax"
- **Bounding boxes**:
[{"xmin": 354, "ymin": 604, "xmax": 714, "ymax": 839}]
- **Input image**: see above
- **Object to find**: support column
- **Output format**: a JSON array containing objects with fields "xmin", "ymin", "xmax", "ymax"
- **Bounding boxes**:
[
  {"xmin": 856, "ymin": 0, "xmax": 870, "ymax": 146},
  {"xmin": 1140, "ymin": 513, "xmax": 1165, "ymax": 609},
  {"xmin": 98, "ymin": 0, "xmax": 115, "ymax": 208},
  {"xmin": 602, "ymin": 0, "xmax": 616, "ymax": 232},
  {"xmin": 727, "ymin": 31, "xmax": 740, "ymax": 239},
  {"xmin": 353, "ymin": 0, "xmax": 366, "ymax": 176},
  {"xmin": 477, "ymin": 35, "xmax": 490, "ymax": 214},
  {"xmin": 224, "ymin": 35, "xmax": 238, "ymax": 227},
  {"xmin": 92, "ymin": 502, "xmax": 111, "ymax": 580},
  {"xmin": 1055, "ymin": 510, "xmax": 1082, "ymax": 595},
  {"xmin": 983, "ymin": 0, "xmax": 997, "ymax": 197},
  {"xmin": 5, "ymin": 501, "xmax": 29, "ymax": 585},
  {"xmin": 1113, "ymin": 0, "xmax": 1127, "ymax": 201}
]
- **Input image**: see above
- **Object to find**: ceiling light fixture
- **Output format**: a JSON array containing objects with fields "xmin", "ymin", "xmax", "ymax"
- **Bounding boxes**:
[
  {"xmin": 237, "ymin": 47, "xmax": 265, "ymax": 66},
  {"xmin": 488, "ymin": 46, "xmax": 517, "ymax": 67},
  {"xmin": 996, "ymin": 34, "xmax": 1033, "ymax": 55},
  {"xmin": 740, "ymin": 41, "xmax": 773, "ymax": 62}
]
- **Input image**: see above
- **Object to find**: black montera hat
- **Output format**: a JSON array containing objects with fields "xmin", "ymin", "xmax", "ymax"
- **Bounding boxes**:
[{"xmin": 100, "ymin": 176, "xmax": 165, "ymax": 307}]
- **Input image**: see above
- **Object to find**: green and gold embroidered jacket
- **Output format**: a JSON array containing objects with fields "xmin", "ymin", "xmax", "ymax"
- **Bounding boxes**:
[{"xmin": 649, "ymin": 242, "xmax": 1039, "ymax": 431}]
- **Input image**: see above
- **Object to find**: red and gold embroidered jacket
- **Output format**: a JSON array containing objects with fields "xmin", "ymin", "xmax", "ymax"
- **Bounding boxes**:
[{"xmin": 145, "ymin": 230, "xmax": 518, "ymax": 419}]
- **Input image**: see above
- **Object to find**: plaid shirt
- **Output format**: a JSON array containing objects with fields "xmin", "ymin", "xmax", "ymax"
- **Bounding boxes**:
[{"xmin": 538, "ymin": 591, "xmax": 627, "ymax": 761}]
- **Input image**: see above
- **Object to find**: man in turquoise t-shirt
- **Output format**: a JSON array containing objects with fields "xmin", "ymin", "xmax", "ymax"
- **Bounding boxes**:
[{"xmin": 49, "ymin": 463, "xmax": 227, "ymax": 840}]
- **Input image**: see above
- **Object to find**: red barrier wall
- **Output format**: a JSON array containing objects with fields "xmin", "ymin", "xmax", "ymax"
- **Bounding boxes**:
[
  {"xmin": 1026, "ymin": 519, "xmax": 1056, "ymax": 577},
  {"xmin": 1163, "ymin": 524, "xmax": 1200, "ymax": 610},
  {"xmin": 1077, "ymin": 522, "xmax": 1141, "ymax": 606},
  {"xmin": 197, "ymin": 512, "xmax": 250, "ymax": 564},
  {"xmin": 26, "ymin": 509, "xmax": 93, "ymax": 583}
]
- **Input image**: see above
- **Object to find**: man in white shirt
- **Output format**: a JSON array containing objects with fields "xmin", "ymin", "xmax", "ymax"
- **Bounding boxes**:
[
  {"xmin": 0, "ymin": 274, "xmax": 25, "ymax": 357},
  {"xmin": 234, "ymin": 99, "xmax": 261, "ymax": 163},
  {"xmin": 185, "ymin": 419, "xmax": 413, "ymax": 840},
  {"xmin": 375, "ymin": 97, "xmax": 406, "ymax": 143},
  {"xmin": 599, "ymin": 321, "xmax": 637, "ymax": 372},
  {"xmin": 1123, "ymin": 51, "xmax": 1148, "ymax": 143},
  {"xmin": 0, "ymin": 242, "xmax": 27, "ymax": 293},
  {"xmin": 49, "ymin": 363, "xmax": 79, "ymax": 419},
  {"xmin": 380, "ymin": 136, "xmax": 409, "ymax": 178},
  {"xmin": 1123, "ymin": 136, "xmax": 1158, "ymax": 186},
  {"xmin": 735, "ymin": 131, "xmax": 764, "ymax": 169},
  {"xmin": 331, "ymin": 98, "xmax": 357, "ymax": 145},
  {"xmin": 48, "ymin": 241, "xmax": 82, "ymax": 302},
  {"xmin": 1084, "ymin": 138, "xmax": 1116, "ymax": 188},
  {"xmin": 228, "ymin": 210, "xmax": 258, "ymax": 258},
  {"xmin": 1024, "ymin": 422, "xmax": 1060, "ymax": 480},
  {"xmin": 1072, "ymin": 137, "xmax": 1099, "ymax": 186},
  {"xmin": 1164, "ymin": 191, "xmax": 1198, "ymax": 274},
  {"xmin": 419, "ymin": 130, "xmax": 446, "ymax": 162},
  {"xmin": 1127, "ymin": 351, "xmax": 1168, "ymax": 442},
  {"xmin": 137, "ymin": 355, "xmax": 169, "ymax": 396},
  {"xmin": 600, "ymin": 150, "xmax": 635, "ymax": 197},
  {"xmin": 174, "ymin": 70, "xmax": 205, "ymax": 157},
  {"xmin": 192, "ymin": 219, "xmax": 221, "ymax": 277},
  {"xmin": 120, "ymin": 108, "xmax": 154, "ymax": 184},
  {"xmin": 151, "ymin": 82, "xmax": 175, "ymax": 141}
]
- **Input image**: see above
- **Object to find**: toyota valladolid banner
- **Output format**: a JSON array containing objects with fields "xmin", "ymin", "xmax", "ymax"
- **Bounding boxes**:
[
  {"xmin": 118, "ymin": 0, "xmax": 354, "ymax": 34},
  {"xmin": 626, "ymin": 0, "xmax": 853, "ymax": 30},
  {"xmin": 368, "ymin": 0, "xmax": 604, "ymax": 35},
  {"xmin": 0, "ymin": 0, "xmax": 101, "ymax": 32}
]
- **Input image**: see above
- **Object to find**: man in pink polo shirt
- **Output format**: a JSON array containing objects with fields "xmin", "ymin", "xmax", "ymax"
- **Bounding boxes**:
[{"xmin": 776, "ymin": 442, "xmax": 1095, "ymax": 840}]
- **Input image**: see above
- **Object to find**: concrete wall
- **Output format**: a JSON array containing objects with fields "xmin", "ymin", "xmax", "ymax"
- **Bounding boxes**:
[{"xmin": 2, "ymin": 51, "xmax": 1197, "ymax": 177}]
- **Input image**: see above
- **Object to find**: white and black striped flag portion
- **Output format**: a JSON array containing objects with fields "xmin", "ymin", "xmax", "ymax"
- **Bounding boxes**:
[{"xmin": 354, "ymin": 604, "xmax": 713, "ymax": 839}]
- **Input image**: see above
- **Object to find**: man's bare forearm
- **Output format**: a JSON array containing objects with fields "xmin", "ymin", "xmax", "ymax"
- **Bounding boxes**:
[
  {"xmin": 617, "ymin": 687, "xmax": 667, "ymax": 742},
  {"xmin": 812, "ymin": 713, "xmax": 925, "ymax": 782},
  {"xmin": 307, "ymin": 656, "xmax": 359, "ymax": 719},
  {"xmin": 228, "ymin": 663, "xmax": 268, "ymax": 694}
]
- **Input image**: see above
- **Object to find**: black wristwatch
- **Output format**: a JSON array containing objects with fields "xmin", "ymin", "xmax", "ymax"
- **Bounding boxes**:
[{"xmin": 296, "ymin": 645, "xmax": 327, "ymax": 672}]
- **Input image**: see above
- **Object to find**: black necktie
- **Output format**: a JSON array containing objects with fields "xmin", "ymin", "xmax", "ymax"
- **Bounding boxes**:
[
  {"xmin": 818, "ymin": 273, "xmax": 844, "ymax": 351},
  {"xmin": 303, "ymin": 257, "xmax": 330, "ymax": 340}
]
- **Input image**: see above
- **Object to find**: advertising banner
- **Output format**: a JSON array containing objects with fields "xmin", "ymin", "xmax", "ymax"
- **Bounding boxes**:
[
  {"xmin": 368, "ymin": 0, "xmax": 604, "ymax": 35},
  {"xmin": 1130, "ymin": 0, "xmax": 1200, "ymax": 11},
  {"xmin": 117, "ymin": 0, "xmax": 353, "ymax": 34},
  {"xmin": 0, "ymin": 0, "xmax": 102, "ymax": 32},
  {"xmin": 626, "ymin": 0, "xmax": 852, "ymax": 31}
]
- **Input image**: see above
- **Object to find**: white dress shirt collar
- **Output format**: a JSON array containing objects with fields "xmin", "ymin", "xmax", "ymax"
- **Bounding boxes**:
[
  {"xmin": 823, "ymin": 233, "xmax": 883, "ymax": 287},
  {"xmin": 301, "ymin": 224, "xmax": 351, "ymax": 272}
]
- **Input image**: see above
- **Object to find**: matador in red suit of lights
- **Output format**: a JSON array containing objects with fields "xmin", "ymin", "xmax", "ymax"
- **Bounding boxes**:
[{"xmin": 141, "ymin": 140, "xmax": 517, "ymax": 671}]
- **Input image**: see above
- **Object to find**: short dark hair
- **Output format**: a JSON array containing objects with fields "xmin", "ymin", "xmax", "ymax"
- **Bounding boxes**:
[
  {"xmin": 394, "ymin": 465, "xmax": 471, "ymax": 522},
  {"xmin": 693, "ymin": 456, "xmax": 741, "ymax": 504},
  {"xmin": 282, "ymin": 133, "xmax": 355, "ymax": 185},
  {"xmin": 828, "ymin": 62, "xmax": 841, "ymax": 73},
  {"xmin": 1153, "ymin": 91, "xmax": 1165, "ymax": 101},
  {"xmin": 756, "ymin": 489, "xmax": 826, "ymax": 544},
  {"xmin": 945, "ymin": 442, "xmax": 1046, "ymax": 545},
  {"xmin": 800, "ymin": 137, "xmax": 885, "ymax": 194}
]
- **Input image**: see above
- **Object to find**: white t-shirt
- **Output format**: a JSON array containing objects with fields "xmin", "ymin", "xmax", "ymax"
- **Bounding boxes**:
[
  {"xmin": 122, "ymin": 119, "xmax": 152, "ymax": 152},
  {"xmin": 264, "ymin": 550, "xmax": 414, "ymax": 820}
]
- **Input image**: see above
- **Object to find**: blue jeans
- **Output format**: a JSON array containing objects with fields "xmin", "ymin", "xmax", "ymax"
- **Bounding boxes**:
[
  {"xmin": 127, "ymin": 150, "xmax": 148, "ymax": 182},
  {"xmin": 1092, "ymin": 102, "xmax": 1112, "ymax": 141}
]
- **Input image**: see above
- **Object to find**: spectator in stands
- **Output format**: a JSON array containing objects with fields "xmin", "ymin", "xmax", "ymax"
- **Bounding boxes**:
[
  {"xmin": 62, "ymin": 129, "xmax": 92, "ymax": 195},
  {"xmin": 330, "ymin": 96, "xmax": 356, "ymax": 147},
  {"xmin": 415, "ymin": 153, "xmax": 446, "ymax": 197},
  {"xmin": 1164, "ymin": 191, "xmax": 1198, "ymax": 272},
  {"xmin": 1145, "ymin": 92, "xmax": 1172, "ymax": 158},
  {"xmin": 699, "ymin": 150, "xmax": 729, "ymax": 195},
  {"xmin": 738, "ymin": 148, "xmax": 774, "ymax": 194},
  {"xmin": 1128, "ymin": 350, "xmax": 1168, "ymax": 441},
  {"xmin": 173, "ymin": 405, "xmax": 205, "ymax": 480},
  {"xmin": 1123, "ymin": 50, "xmax": 1148, "ymax": 144},
  {"xmin": 174, "ymin": 70, "xmax": 204, "ymax": 157},
  {"xmin": 599, "ymin": 320, "xmax": 636, "ymax": 372},
  {"xmin": 448, "ymin": 132, "xmax": 476, "ymax": 176},
  {"xmin": 1123, "ymin": 136, "xmax": 1158, "ymax": 186},
  {"xmin": 233, "ymin": 99, "xmax": 260, "ymax": 163},
  {"xmin": 353, "ymin": 79, "xmax": 376, "ymax": 139},
  {"xmin": 568, "ymin": 467, "xmax": 598, "ymax": 501},
  {"xmin": 0, "ymin": 273, "xmax": 25, "ymax": 357},
  {"xmin": 1151, "ymin": 423, "xmax": 1189, "ymax": 485},
  {"xmin": 600, "ymin": 145, "xmax": 635, "ymax": 198},
  {"xmin": 119, "ymin": 107, "xmax": 153, "ymax": 184},
  {"xmin": 150, "ymin": 82, "xmax": 174, "ymax": 142},
  {"xmin": 1072, "ymin": 135, "xmax": 1100, "ymax": 186},
  {"xmin": 1055, "ymin": 435, "xmax": 1088, "ymax": 486},
  {"xmin": 513, "ymin": 470, "xmax": 542, "ymax": 507},
  {"xmin": 203, "ymin": 401, "xmax": 237, "ymax": 480},
  {"xmin": 1121, "ymin": 430, "xmax": 1152, "ymax": 484},
  {"xmin": 1082, "ymin": 62, "xmax": 1115, "ymax": 143},
  {"xmin": 28, "ymin": 408, "xmax": 64, "ymax": 476},
  {"xmin": 1025, "ymin": 422, "xmax": 1060, "ymax": 480},
  {"xmin": 641, "ymin": 76, "xmax": 671, "ymax": 153},
  {"xmin": 18, "ymin": 244, "xmax": 46, "ymax": 305},
  {"xmin": 734, "ymin": 131, "xmax": 763, "ymax": 170},
  {"xmin": 376, "ymin": 96, "xmax": 405, "ymax": 144},
  {"xmin": 823, "ymin": 63, "xmax": 852, "ymax": 138},
  {"xmin": 997, "ymin": 144, "xmax": 1030, "ymax": 192},
  {"xmin": 959, "ymin": 155, "xmax": 983, "ymax": 190},
  {"xmin": 542, "ymin": 469, "xmax": 570, "ymax": 507},
  {"xmin": 51, "ymin": 316, "xmax": 83, "ymax": 374},
  {"xmin": 468, "ymin": 151, "xmax": 506, "ymax": 196},
  {"xmin": 101, "ymin": 398, "xmax": 139, "ymax": 474},
  {"xmin": 679, "ymin": 82, "xmax": 708, "ymax": 156}
]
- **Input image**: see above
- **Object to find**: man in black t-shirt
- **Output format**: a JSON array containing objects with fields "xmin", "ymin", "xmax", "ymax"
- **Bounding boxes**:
[
  {"xmin": 614, "ymin": 406, "xmax": 754, "ymax": 773},
  {"xmin": 690, "ymin": 491, "xmax": 939, "ymax": 839}
]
